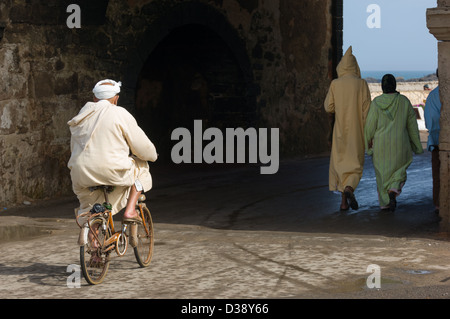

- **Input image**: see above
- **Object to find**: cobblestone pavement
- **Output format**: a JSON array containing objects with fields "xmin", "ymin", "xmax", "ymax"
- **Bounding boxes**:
[{"xmin": 0, "ymin": 154, "xmax": 449, "ymax": 299}]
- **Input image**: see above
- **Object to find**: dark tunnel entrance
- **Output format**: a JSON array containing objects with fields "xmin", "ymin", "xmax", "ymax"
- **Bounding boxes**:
[{"xmin": 135, "ymin": 24, "xmax": 257, "ymax": 162}]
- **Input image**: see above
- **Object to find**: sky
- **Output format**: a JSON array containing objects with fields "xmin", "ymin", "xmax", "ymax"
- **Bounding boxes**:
[{"xmin": 343, "ymin": 0, "xmax": 438, "ymax": 72}]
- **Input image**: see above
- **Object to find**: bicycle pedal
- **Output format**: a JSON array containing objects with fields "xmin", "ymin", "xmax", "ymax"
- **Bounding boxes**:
[{"xmin": 122, "ymin": 220, "xmax": 139, "ymax": 225}]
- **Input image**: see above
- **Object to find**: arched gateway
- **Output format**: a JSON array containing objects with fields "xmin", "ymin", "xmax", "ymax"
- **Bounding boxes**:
[{"xmin": 121, "ymin": 2, "xmax": 258, "ymax": 159}]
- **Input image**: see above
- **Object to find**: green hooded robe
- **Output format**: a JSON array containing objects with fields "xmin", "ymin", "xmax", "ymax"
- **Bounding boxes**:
[{"xmin": 364, "ymin": 93, "xmax": 423, "ymax": 208}]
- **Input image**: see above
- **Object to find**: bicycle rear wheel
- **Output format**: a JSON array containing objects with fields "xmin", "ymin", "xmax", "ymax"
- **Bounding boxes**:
[
  {"xmin": 80, "ymin": 217, "xmax": 111, "ymax": 285},
  {"xmin": 133, "ymin": 206, "xmax": 154, "ymax": 267}
]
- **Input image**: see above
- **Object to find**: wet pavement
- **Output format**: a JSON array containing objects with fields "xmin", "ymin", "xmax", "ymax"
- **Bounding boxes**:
[{"xmin": 0, "ymin": 150, "xmax": 449, "ymax": 300}]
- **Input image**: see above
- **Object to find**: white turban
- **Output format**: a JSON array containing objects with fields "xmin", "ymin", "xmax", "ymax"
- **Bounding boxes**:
[{"xmin": 92, "ymin": 79, "xmax": 122, "ymax": 100}]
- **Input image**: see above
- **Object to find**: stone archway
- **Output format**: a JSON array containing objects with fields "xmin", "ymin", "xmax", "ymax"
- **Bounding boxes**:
[
  {"xmin": 134, "ymin": 24, "xmax": 256, "ymax": 159},
  {"xmin": 121, "ymin": 2, "xmax": 257, "ymax": 160}
]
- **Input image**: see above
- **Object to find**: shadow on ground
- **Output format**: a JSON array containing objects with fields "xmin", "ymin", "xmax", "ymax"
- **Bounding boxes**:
[{"xmin": 1, "ymin": 152, "xmax": 443, "ymax": 240}]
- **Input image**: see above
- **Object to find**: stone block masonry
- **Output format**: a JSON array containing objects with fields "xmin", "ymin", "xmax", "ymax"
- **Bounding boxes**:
[{"xmin": 0, "ymin": 1, "xmax": 114, "ymax": 206}]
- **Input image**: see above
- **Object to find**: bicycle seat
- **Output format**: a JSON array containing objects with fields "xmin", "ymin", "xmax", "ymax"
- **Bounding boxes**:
[
  {"xmin": 90, "ymin": 203, "xmax": 106, "ymax": 214},
  {"xmin": 89, "ymin": 185, "xmax": 115, "ymax": 193}
]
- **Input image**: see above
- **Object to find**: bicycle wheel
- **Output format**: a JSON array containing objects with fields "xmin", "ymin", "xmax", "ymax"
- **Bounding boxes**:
[
  {"xmin": 133, "ymin": 206, "xmax": 154, "ymax": 267},
  {"xmin": 80, "ymin": 217, "xmax": 111, "ymax": 285}
]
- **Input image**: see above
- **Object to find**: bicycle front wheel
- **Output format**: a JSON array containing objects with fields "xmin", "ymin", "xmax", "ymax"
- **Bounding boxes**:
[
  {"xmin": 80, "ymin": 217, "xmax": 111, "ymax": 285},
  {"xmin": 133, "ymin": 206, "xmax": 154, "ymax": 267}
]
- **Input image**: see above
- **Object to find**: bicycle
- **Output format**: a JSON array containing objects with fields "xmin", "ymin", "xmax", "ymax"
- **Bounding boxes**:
[{"xmin": 76, "ymin": 185, "xmax": 154, "ymax": 285}]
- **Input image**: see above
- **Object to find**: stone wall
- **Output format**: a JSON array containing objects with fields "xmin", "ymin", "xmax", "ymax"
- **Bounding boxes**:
[
  {"xmin": 427, "ymin": 1, "xmax": 450, "ymax": 232},
  {"xmin": 0, "ymin": 0, "xmax": 338, "ymax": 207},
  {"xmin": 0, "ymin": 0, "xmax": 114, "ymax": 206}
]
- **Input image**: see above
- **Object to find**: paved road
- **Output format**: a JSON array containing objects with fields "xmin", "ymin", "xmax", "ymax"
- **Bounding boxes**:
[{"xmin": 0, "ymin": 152, "xmax": 449, "ymax": 301}]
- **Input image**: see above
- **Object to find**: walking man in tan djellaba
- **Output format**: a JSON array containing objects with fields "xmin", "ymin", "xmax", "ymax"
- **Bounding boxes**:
[{"xmin": 324, "ymin": 46, "xmax": 372, "ymax": 211}]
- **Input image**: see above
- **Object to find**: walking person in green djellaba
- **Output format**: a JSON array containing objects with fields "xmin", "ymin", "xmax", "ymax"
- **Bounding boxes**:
[{"xmin": 364, "ymin": 74, "xmax": 424, "ymax": 211}]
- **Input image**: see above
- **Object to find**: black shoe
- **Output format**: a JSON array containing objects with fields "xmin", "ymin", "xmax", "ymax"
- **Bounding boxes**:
[
  {"xmin": 388, "ymin": 192, "xmax": 397, "ymax": 212},
  {"xmin": 344, "ymin": 188, "xmax": 359, "ymax": 210}
]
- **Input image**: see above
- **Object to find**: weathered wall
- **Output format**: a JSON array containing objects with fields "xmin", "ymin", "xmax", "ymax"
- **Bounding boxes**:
[
  {"xmin": 427, "ymin": 0, "xmax": 450, "ymax": 232},
  {"xmin": 0, "ymin": 0, "xmax": 337, "ymax": 206},
  {"xmin": 0, "ymin": 0, "xmax": 113, "ymax": 206}
]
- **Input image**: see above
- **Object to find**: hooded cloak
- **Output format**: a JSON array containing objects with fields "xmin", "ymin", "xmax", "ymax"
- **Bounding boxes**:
[
  {"xmin": 324, "ymin": 46, "xmax": 371, "ymax": 192},
  {"xmin": 67, "ymin": 100, "xmax": 158, "ymax": 215},
  {"xmin": 364, "ymin": 91, "xmax": 423, "ymax": 208}
]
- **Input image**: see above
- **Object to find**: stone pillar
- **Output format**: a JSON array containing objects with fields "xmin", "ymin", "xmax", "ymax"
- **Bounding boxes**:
[
  {"xmin": 330, "ymin": 0, "xmax": 343, "ymax": 79},
  {"xmin": 427, "ymin": 1, "xmax": 450, "ymax": 232}
]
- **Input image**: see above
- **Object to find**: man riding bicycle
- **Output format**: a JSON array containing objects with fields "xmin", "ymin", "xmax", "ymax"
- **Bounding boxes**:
[{"xmin": 67, "ymin": 79, "xmax": 158, "ymax": 223}]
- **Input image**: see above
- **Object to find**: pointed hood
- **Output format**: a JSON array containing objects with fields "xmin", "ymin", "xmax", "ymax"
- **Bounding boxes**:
[
  {"xmin": 67, "ymin": 100, "xmax": 112, "ymax": 151},
  {"xmin": 336, "ymin": 46, "xmax": 361, "ymax": 78},
  {"xmin": 374, "ymin": 93, "xmax": 400, "ymax": 120}
]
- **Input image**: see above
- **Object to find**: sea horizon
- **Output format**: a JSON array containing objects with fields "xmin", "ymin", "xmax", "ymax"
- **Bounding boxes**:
[{"xmin": 361, "ymin": 70, "xmax": 435, "ymax": 80}]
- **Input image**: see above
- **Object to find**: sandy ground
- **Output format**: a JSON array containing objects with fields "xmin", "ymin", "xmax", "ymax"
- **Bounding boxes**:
[{"xmin": 0, "ymin": 150, "xmax": 449, "ymax": 303}]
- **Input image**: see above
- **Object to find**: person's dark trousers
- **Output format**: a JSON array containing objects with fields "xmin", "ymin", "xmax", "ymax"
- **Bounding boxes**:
[{"xmin": 431, "ymin": 146, "xmax": 440, "ymax": 211}]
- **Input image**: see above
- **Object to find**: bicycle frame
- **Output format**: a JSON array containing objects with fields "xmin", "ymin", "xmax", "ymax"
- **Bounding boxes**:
[
  {"xmin": 102, "ymin": 212, "xmax": 121, "ymax": 253},
  {"xmin": 78, "ymin": 202, "xmax": 147, "ymax": 253},
  {"xmin": 78, "ymin": 186, "xmax": 117, "ymax": 248},
  {"xmin": 137, "ymin": 203, "xmax": 150, "ymax": 237},
  {"xmin": 78, "ymin": 186, "xmax": 154, "ymax": 285}
]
